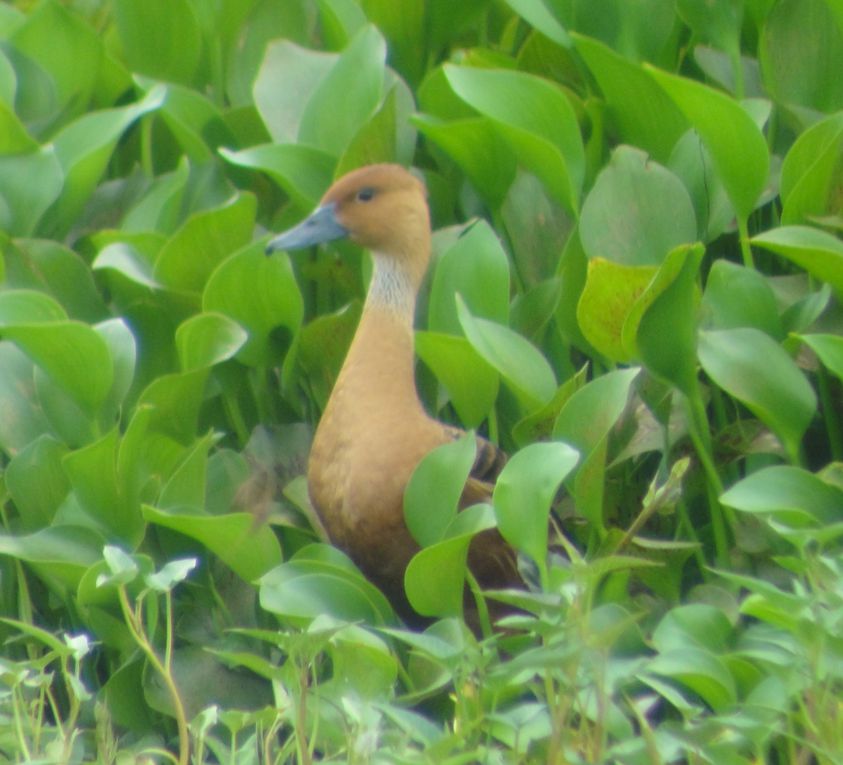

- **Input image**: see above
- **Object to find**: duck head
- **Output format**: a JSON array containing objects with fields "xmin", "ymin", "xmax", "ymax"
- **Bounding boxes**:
[{"xmin": 266, "ymin": 164, "xmax": 431, "ymax": 290}]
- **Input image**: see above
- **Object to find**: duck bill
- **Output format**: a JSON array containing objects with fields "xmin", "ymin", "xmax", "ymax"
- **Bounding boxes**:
[{"xmin": 265, "ymin": 202, "xmax": 348, "ymax": 254}]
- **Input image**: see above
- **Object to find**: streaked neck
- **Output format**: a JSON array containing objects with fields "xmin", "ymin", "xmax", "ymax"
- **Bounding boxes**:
[{"xmin": 365, "ymin": 253, "xmax": 418, "ymax": 324}]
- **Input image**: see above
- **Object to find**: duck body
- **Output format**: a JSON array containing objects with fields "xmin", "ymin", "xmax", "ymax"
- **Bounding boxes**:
[{"xmin": 267, "ymin": 164, "xmax": 517, "ymax": 618}]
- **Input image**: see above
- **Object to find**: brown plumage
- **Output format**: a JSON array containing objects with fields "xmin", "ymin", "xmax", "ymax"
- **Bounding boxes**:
[{"xmin": 267, "ymin": 164, "xmax": 518, "ymax": 622}]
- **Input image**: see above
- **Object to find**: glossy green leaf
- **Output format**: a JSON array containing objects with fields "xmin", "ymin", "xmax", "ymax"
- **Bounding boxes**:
[
  {"xmin": 652, "ymin": 604, "xmax": 735, "ymax": 654},
  {"xmin": 580, "ymin": 147, "xmax": 697, "ymax": 267},
  {"xmin": 0, "ymin": 343, "xmax": 49, "ymax": 453},
  {"xmin": 153, "ymin": 193, "xmax": 257, "ymax": 294},
  {"xmin": 701, "ymin": 260, "xmax": 783, "ymax": 338},
  {"xmin": 444, "ymin": 64, "xmax": 584, "ymax": 214},
  {"xmin": 798, "ymin": 333, "xmax": 843, "ymax": 381},
  {"xmin": 404, "ymin": 432, "xmax": 476, "ymax": 548},
  {"xmin": 204, "ymin": 241, "xmax": 304, "ymax": 367},
  {"xmin": 2, "ymin": 321, "xmax": 113, "ymax": 415},
  {"xmin": 676, "ymin": 0, "xmax": 743, "ymax": 58},
  {"xmin": 493, "ymin": 442, "xmax": 578, "ymax": 578},
  {"xmin": 760, "ymin": 0, "xmax": 843, "ymax": 113},
  {"xmin": 780, "ymin": 112, "xmax": 843, "ymax": 225},
  {"xmin": 6, "ymin": 435, "xmax": 69, "ymax": 531},
  {"xmin": 457, "ymin": 296, "xmax": 556, "ymax": 411},
  {"xmin": 428, "ymin": 220, "xmax": 510, "ymax": 334},
  {"xmin": 175, "ymin": 312, "xmax": 248, "ymax": 371},
  {"xmin": 553, "ymin": 368, "xmax": 640, "ymax": 529},
  {"xmin": 721, "ymin": 465, "xmax": 843, "ymax": 528},
  {"xmin": 415, "ymin": 332, "xmax": 499, "ymax": 428},
  {"xmin": 647, "ymin": 647, "xmax": 737, "ymax": 712},
  {"xmin": 0, "ymin": 147, "xmax": 63, "ymax": 237},
  {"xmin": 502, "ymin": 0, "xmax": 571, "ymax": 47},
  {"xmin": 752, "ymin": 225, "xmax": 843, "ymax": 298},
  {"xmin": 647, "ymin": 66, "xmax": 770, "ymax": 220},
  {"xmin": 143, "ymin": 505, "xmax": 282, "ymax": 582},
  {"xmin": 259, "ymin": 545, "xmax": 394, "ymax": 624},
  {"xmin": 113, "ymin": 0, "xmax": 202, "ymax": 86},
  {"xmin": 698, "ymin": 328, "xmax": 816, "ymax": 460},
  {"xmin": 299, "ymin": 25, "xmax": 386, "ymax": 156},
  {"xmin": 576, "ymin": 258, "xmax": 656, "ymax": 362},
  {"xmin": 574, "ymin": 34, "xmax": 687, "ymax": 163},
  {"xmin": 132, "ymin": 369, "xmax": 208, "ymax": 445},
  {"xmin": 636, "ymin": 244, "xmax": 705, "ymax": 397},
  {"xmin": 404, "ymin": 503, "xmax": 496, "ymax": 618},
  {"xmin": 0, "ymin": 289, "xmax": 67, "ymax": 325}
]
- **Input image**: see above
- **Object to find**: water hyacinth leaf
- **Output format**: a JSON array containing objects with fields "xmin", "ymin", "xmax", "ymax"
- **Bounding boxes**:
[
  {"xmin": 415, "ymin": 332, "xmax": 498, "ymax": 427},
  {"xmin": 580, "ymin": 147, "xmax": 697, "ymax": 267},
  {"xmin": 457, "ymin": 296, "xmax": 556, "ymax": 411},
  {"xmin": 646, "ymin": 647, "xmax": 737, "ymax": 712},
  {"xmin": 2, "ymin": 321, "xmax": 113, "ymax": 415},
  {"xmin": 123, "ymin": 157, "xmax": 190, "ymax": 234},
  {"xmin": 577, "ymin": 258, "xmax": 656, "ymax": 362},
  {"xmin": 573, "ymin": 34, "xmax": 687, "ymax": 163},
  {"xmin": 360, "ymin": 0, "xmax": 425, "ymax": 85},
  {"xmin": 798, "ymin": 333, "xmax": 843, "ymax": 380},
  {"xmin": 43, "ymin": 88, "xmax": 165, "ymax": 237},
  {"xmin": 113, "ymin": 0, "xmax": 202, "ymax": 86},
  {"xmin": 676, "ymin": 0, "xmax": 743, "ymax": 59},
  {"xmin": 133, "ymin": 369, "xmax": 208, "ymax": 445},
  {"xmin": 92, "ymin": 242, "xmax": 162, "ymax": 290},
  {"xmin": 652, "ymin": 604, "xmax": 735, "ymax": 654},
  {"xmin": 404, "ymin": 431, "xmax": 476, "ymax": 548},
  {"xmin": 698, "ymin": 328, "xmax": 816, "ymax": 460},
  {"xmin": 204, "ymin": 242, "xmax": 304, "ymax": 367},
  {"xmin": 153, "ymin": 193, "xmax": 257, "ymax": 294},
  {"xmin": 502, "ymin": 0, "xmax": 571, "ymax": 46},
  {"xmin": 5, "ymin": 435, "xmax": 69, "ymax": 531},
  {"xmin": 157, "ymin": 432, "xmax": 217, "ymax": 510},
  {"xmin": 0, "ymin": 289, "xmax": 67, "ymax": 325},
  {"xmin": 145, "ymin": 558, "xmax": 197, "ymax": 593},
  {"xmin": 298, "ymin": 25, "xmax": 387, "ymax": 156},
  {"xmin": 260, "ymin": 546, "xmax": 394, "ymax": 624},
  {"xmin": 635, "ymin": 244, "xmax": 705, "ymax": 397},
  {"xmin": 428, "ymin": 220, "xmax": 510, "ymax": 334},
  {"xmin": 0, "ymin": 343, "xmax": 49, "ymax": 453},
  {"xmin": 220, "ymin": 144, "xmax": 335, "ymax": 211},
  {"xmin": 336, "ymin": 83, "xmax": 398, "ymax": 173},
  {"xmin": 760, "ymin": 0, "xmax": 843, "ymax": 114},
  {"xmin": 721, "ymin": 465, "xmax": 843, "ymax": 527},
  {"xmin": 64, "ymin": 427, "xmax": 144, "ymax": 546},
  {"xmin": 493, "ymin": 442, "xmax": 579, "ymax": 578},
  {"xmin": 0, "ymin": 99, "xmax": 37, "ymax": 153},
  {"xmin": 95, "ymin": 319, "xmax": 137, "ymax": 419},
  {"xmin": 0, "ymin": 147, "xmax": 63, "ymax": 237},
  {"xmin": 701, "ymin": 260, "xmax": 783, "ymax": 338},
  {"xmin": 444, "ymin": 64, "xmax": 584, "ymax": 214},
  {"xmin": 143, "ymin": 505, "xmax": 282, "ymax": 583},
  {"xmin": 646, "ymin": 66, "xmax": 769, "ymax": 221},
  {"xmin": 752, "ymin": 225, "xmax": 843, "ymax": 298},
  {"xmin": 780, "ymin": 112, "xmax": 843, "ymax": 225},
  {"xmin": 0, "ymin": 525, "xmax": 103, "ymax": 589},
  {"xmin": 412, "ymin": 115, "xmax": 517, "ymax": 209},
  {"xmin": 175, "ymin": 312, "xmax": 248, "ymax": 371},
  {"xmin": 405, "ymin": 503, "xmax": 496, "ymax": 618}
]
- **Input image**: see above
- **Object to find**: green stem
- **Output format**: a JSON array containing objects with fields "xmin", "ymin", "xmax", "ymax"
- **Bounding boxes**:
[
  {"xmin": 817, "ymin": 365, "xmax": 843, "ymax": 461},
  {"xmin": 737, "ymin": 216, "xmax": 755, "ymax": 269},
  {"xmin": 465, "ymin": 570, "xmax": 493, "ymax": 640},
  {"xmin": 118, "ymin": 588, "xmax": 190, "ymax": 765}
]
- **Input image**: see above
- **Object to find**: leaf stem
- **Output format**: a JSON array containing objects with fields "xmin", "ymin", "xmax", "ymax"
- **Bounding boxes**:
[{"xmin": 737, "ymin": 216, "xmax": 755, "ymax": 269}]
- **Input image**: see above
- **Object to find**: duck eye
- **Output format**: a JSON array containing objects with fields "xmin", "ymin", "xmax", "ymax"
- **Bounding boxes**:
[{"xmin": 356, "ymin": 187, "xmax": 376, "ymax": 202}]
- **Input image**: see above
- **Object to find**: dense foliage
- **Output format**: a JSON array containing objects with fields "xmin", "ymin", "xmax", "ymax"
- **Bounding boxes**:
[{"xmin": 0, "ymin": 0, "xmax": 842, "ymax": 762}]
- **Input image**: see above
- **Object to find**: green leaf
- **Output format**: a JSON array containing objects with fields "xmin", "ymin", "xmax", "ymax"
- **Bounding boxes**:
[
  {"xmin": 752, "ymin": 225, "xmax": 843, "ymax": 298},
  {"xmin": 760, "ymin": 0, "xmax": 843, "ymax": 113},
  {"xmin": 580, "ymin": 146, "xmax": 697, "ymax": 267},
  {"xmin": 0, "ymin": 147, "xmax": 63, "ymax": 237},
  {"xmin": 6, "ymin": 435, "xmax": 69, "ymax": 531},
  {"xmin": 444, "ymin": 64, "xmax": 584, "ymax": 214},
  {"xmin": 153, "ymin": 193, "xmax": 257, "ymax": 294},
  {"xmin": 701, "ymin": 260, "xmax": 783, "ymax": 338},
  {"xmin": 698, "ymin": 328, "xmax": 816, "ymax": 460},
  {"xmin": 0, "ymin": 526, "xmax": 103, "ymax": 589},
  {"xmin": 404, "ymin": 432, "xmax": 477, "ymax": 548},
  {"xmin": 493, "ymin": 442, "xmax": 578, "ymax": 579},
  {"xmin": 780, "ymin": 111, "xmax": 843, "ymax": 225},
  {"xmin": 299, "ymin": 25, "xmax": 386, "ymax": 156},
  {"xmin": 220, "ymin": 144, "xmax": 335, "ymax": 210},
  {"xmin": 428, "ymin": 220, "xmax": 510, "ymax": 333},
  {"xmin": 415, "ymin": 332, "xmax": 499, "ymax": 428},
  {"xmin": 457, "ymin": 296, "xmax": 556, "ymax": 411},
  {"xmin": 574, "ymin": 34, "xmax": 687, "ymax": 163},
  {"xmin": 404, "ymin": 503, "xmax": 496, "ymax": 618},
  {"xmin": 259, "ymin": 545, "xmax": 394, "ymax": 624},
  {"xmin": 647, "ymin": 647, "xmax": 737, "ymax": 712},
  {"xmin": 798, "ymin": 333, "xmax": 843, "ymax": 381},
  {"xmin": 0, "ymin": 289, "xmax": 67, "ymax": 324},
  {"xmin": 113, "ymin": 0, "xmax": 202, "ymax": 86},
  {"xmin": 204, "ymin": 241, "xmax": 304, "ymax": 367},
  {"xmin": 647, "ymin": 66, "xmax": 770, "ymax": 221},
  {"xmin": 652, "ymin": 604, "xmax": 735, "ymax": 654},
  {"xmin": 553, "ymin": 368, "xmax": 640, "ymax": 529},
  {"xmin": 143, "ymin": 505, "xmax": 282, "ymax": 583},
  {"xmin": 0, "ymin": 343, "xmax": 49, "ymax": 453},
  {"xmin": 175, "ymin": 312, "xmax": 248, "ymax": 371},
  {"xmin": 502, "ymin": 0, "xmax": 571, "ymax": 47},
  {"xmin": 721, "ymin": 465, "xmax": 843, "ymax": 527},
  {"xmin": 2, "ymin": 321, "xmax": 113, "ymax": 415}
]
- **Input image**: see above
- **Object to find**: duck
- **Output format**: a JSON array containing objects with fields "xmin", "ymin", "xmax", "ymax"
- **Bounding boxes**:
[{"xmin": 266, "ymin": 164, "xmax": 519, "ymax": 623}]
